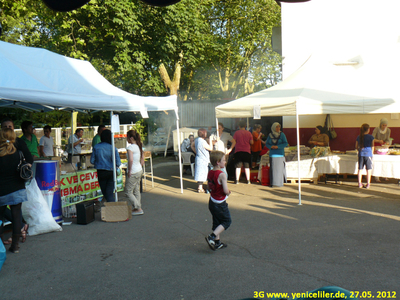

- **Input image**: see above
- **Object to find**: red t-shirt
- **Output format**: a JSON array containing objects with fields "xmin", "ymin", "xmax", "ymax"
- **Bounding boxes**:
[
  {"xmin": 207, "ymin": 170, "xmax": 228, "ymax": 202},
  {"xmin": 233, "ymin": 129, "xmax": 253, "ymax": 153},
  {"xmin": 251, "ymin": 131, "xmax": 263, "ymax": 152}
]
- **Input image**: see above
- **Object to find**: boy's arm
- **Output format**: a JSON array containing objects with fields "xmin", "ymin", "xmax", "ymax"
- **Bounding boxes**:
[{"xmin": 219, "ymin": 172, "xmax": 231, "ymax": 196}]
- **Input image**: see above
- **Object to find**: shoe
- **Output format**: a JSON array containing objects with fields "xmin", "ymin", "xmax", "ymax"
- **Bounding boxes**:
[
  {"xmin": 205, "ymin": 235, "xmax": 215, "ymax": 250},
  {"xmin": 358, "ymin": 183, "xmax": 363, "ymax": 188},
  {"xmin": 214, "ymin": 241, "xmax": 227, "ymax": 250},
  {"xmin": 234, "ymin": 180, "xmax": 239, "ymax": 185},
  {"xmin": 247, "ymin": 180, "xmax": 251, "ymax": 184},
  {"xmin": 21, "ymin": 224, "xmax": 29, "ymax": 243},
  {"xmin": 197, "ymin": 188, "xmax": 205, "ymax": 193},
  {"xmin": 9, "ymin": 234, "xmax": 20, "ymax": 253},
  {"xmin": 364, "ymin": 184, "xmax": 370, "ymax": 189},
  {"xmin": 9, "ymin": 245, "xmax": 19, "ymax": 253},
  {"xmin": 132, "ymin": 210, "xmax": 144, "ymax": 216}
]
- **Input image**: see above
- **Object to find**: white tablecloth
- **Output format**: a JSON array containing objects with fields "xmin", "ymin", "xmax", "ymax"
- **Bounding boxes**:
[
  {"xmin": 258, "ymin": 154, "xmax": 320, "ymax": 180},
  {"xmin": 258, "ymin": 154, "xmax": 400, "ymax": 180},
  {"xmin": 317, "ymin": 154, "xmax": 400, "ymax": 179}
]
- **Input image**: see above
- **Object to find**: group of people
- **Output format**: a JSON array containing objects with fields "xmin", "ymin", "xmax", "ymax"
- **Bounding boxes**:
[
  {"xmin": 356, "ymin": 118, "xmax": 391, "ymax": 189},
  {"xmin": 90, "ymin": 128, "xmax": 145, "ymax": 216},
  {"xmin": 188, "ymin": 120, "xmax": 289, "ymax": 193},
  {"xmin": 307, "ymin": 118, "xmax": 392, "ymax": 189},
  {"xmin": 0, "ymin": 117, "xmax": 147, "ymax": 253}
]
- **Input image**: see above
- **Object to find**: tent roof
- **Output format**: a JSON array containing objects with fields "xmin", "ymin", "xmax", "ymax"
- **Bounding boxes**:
[
  {"xmin": 216, "ymin": 44, "xmax": 400, "ymax": 118},
  {"xmin": 0, "ymin": 41, "xmax": 177, "ymax": 114}
]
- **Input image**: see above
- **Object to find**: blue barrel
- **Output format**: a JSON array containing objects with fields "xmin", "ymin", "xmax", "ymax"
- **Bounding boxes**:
[{"xmin": 34, "ymin": 161, "xmax": 63, "ymax": 223}]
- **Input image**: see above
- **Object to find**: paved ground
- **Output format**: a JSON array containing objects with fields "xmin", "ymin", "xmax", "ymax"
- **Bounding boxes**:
[{"xmin": 1, "ymin": 156, "xmax": 400, "ymax": 300}]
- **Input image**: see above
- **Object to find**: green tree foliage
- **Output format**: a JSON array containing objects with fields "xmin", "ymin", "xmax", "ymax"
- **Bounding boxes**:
[{"xmin": 0, "ymin": 0, "xmax": 281, "ymax": 104}]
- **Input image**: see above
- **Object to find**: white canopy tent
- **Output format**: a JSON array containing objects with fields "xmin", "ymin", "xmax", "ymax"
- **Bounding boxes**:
[
  {"xmin": 215, "ymin": 43, "xmax": 400, "ymax": 203},
  {"xmin": 0, "ymin": 41, "xmax": 185, "ymax": 195}
]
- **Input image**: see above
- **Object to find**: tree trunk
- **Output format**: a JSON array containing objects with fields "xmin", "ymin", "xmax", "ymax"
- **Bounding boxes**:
[{"xmin": 158, "ymin": 52, "xmax": 183, "ymax": 96}]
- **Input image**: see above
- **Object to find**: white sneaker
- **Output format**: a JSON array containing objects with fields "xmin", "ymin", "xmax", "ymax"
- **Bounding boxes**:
[{"xmin": 132, "ymin": 210, "xmax": 144, "ymax": 216}]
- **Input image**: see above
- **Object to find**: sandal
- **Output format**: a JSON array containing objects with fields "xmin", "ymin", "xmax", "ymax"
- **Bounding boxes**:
[
  {"xmin": 197, "ymin": 188, "xmax": 205, "ymax": 193},
  {"xmin": 21, "ymin": 224, "xmax": 29, "ymax": 243},
  {"xmin": 3, "ymin": 237, "xmax": 12, "ymax": 245}
]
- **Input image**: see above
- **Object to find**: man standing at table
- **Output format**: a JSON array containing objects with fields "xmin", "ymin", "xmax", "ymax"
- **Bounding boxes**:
[
  {"xmin": 92, "ymin": 125, "xmax": 105, "ymax": 148},
  {"xmin": 20, "ymin": 120, "xmax": 39, "ymax": 158},
  {"xmin": 68, "ymin": 128, "xmax": 84, "ymax": 155}
]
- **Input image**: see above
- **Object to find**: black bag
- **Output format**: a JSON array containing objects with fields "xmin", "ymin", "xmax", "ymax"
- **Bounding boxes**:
[
  {"xmin": 324, "ymin": 114, "xmax": 337, "ymax": 140},
  {"xmin": 17, "ymin": 151, "xmax": 33, "ymax": 181}
]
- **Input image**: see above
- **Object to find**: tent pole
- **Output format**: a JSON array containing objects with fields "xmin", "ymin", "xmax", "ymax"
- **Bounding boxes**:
[
  {"xmin": 296, "ymin": 101, "xmax": 302, "ymax": 205},
  {"xmin": 111, "ymin": 111, "xmax": 118, "ymax": 202},
  {"xmin": 176, "ymin": 118, "xmax": 183, "ymax": 194},
  {"xmin": 216, "ymin": 117, "xmax": 219, "ymax": 139}
]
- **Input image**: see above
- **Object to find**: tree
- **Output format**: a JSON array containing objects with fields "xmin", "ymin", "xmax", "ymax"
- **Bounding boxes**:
[
  {"xmin": 0, "ymin": 0, "xmax": 281, "ymax": 102},
  {"xmin": 202, "ymin": 0, "xmax": 281, "ymax": 99}
]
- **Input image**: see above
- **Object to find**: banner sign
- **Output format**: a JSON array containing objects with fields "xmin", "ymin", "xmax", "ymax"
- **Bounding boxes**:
[{"xmin": 61, "ymin": 169, "xmax": 123, "ymax": 207}]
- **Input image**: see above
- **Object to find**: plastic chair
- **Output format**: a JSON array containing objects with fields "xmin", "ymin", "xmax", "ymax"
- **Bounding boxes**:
[
  {"xmin": 181, "ymin": 152, "xmax": 195, "ymax": 177},
  {"xmin": 142, "ymin": 151, "xmax": 154, "ymax": 190}
]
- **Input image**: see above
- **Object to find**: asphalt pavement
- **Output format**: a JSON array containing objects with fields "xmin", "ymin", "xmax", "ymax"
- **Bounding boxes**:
[{"xmin": 1, "ymin": 156, "xmax": 399, "ymax": 300}]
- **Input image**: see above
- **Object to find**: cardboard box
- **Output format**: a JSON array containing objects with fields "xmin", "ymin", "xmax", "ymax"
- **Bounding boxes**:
[{"xmin": 101, "ymin": 201, "xmax": 132, "ymax": 222}]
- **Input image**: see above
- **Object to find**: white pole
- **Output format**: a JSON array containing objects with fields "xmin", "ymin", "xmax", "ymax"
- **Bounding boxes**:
[
  {"xmin": 176, "ymin": 119, "xmax": 183, "ymax": 194},
  {"xmin": 296, "ymin": 101, "xmax": 301, "ymax": 205},
  {"xmin": 164, "ymin": 125, "xmax": 172, "ymax": 157},
  {"xmin": 110, "ymin": 111, "xmax": 118, "ymax": 202}
]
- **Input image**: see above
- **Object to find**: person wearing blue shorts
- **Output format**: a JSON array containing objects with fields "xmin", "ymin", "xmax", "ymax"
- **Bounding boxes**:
[{"xmin": 355, "ymin": 124, "xmax": 377, "ymax": 189}]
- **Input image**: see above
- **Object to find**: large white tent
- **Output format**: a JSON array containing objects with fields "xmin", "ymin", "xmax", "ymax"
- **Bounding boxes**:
[
  {"xmin": 0, "ymin": 41, "xmax": 178, "ymax": 114},
  {"xmin": 0, "ymin": 41, "xmax": 186, "ymax": 194},
  {"xmin": 215, "ymin": 42, "xmax": 400, "ymax": 203},
  {"xmin": 216, "ymin": 45, "xmax": 400, "ymax": 118}
]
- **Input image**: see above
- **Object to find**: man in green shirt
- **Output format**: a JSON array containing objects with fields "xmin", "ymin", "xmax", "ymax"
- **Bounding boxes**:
[
  {"xmin": 92, "ymin": 125, "xmax": 105, "ymax": 148},
  {"xmin": 20, "ymin": 121, "xmax": 39, "ymax": 158}
]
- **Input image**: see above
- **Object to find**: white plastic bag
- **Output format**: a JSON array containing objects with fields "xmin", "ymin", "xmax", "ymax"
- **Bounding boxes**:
[{"xmin": 22, "ymin": 179, "xmax": 62, "ymax": 236}]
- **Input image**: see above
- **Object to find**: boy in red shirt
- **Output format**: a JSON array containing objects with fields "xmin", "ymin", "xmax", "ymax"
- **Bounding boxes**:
[{"xmin": 205, "ymin": 151, "xmax": 232, "ymax": 250}]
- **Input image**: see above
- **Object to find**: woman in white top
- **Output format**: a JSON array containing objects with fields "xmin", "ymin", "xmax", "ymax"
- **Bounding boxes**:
[{"xmin": 124, "ymin": 129, "xmax": 145, "ymax": 215}]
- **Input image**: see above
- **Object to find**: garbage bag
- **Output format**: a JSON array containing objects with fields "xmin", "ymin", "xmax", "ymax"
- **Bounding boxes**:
[{"xmin": 22, "ymin": 179, "xmax": 62, "ymax": 236}]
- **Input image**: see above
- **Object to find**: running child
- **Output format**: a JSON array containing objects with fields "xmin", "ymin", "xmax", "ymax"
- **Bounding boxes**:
[
  {"xmin": 205, "ymin": 151, "xmax": 231, "ymax": 250},
  {"xmin": 355, "ymin": 123, "xmax": 376, "ymax": 189}
]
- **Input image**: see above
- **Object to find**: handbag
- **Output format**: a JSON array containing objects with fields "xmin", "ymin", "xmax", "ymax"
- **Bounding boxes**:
[
  {"xmin": 17, "ymin": 151, "xmax": 33, "ymax": 181},
  {"xmin": 324, "ymin": 114, "xmax": 337, "ymax": 140}
]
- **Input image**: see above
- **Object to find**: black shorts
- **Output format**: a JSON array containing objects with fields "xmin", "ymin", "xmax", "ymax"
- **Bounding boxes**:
[
  {"xmin": 234, "ymin": 151, "xmax": 251, "ymax": 168},
  {"xmin": 208, "ymin": 199, "xmax": 231, "ymax": 231},
  {"xmin": 358, "ymin": 156, "xmax": 373, "ymax": 170}
]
